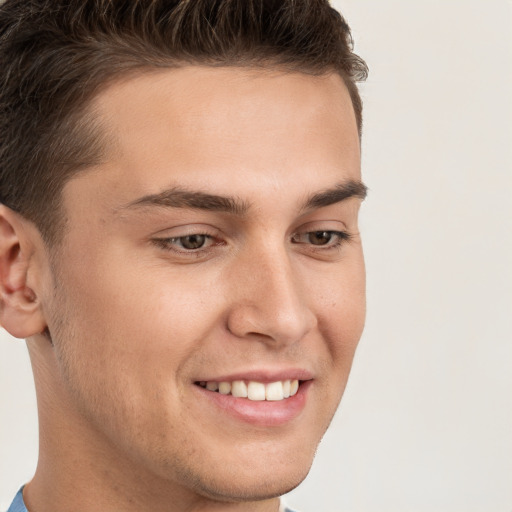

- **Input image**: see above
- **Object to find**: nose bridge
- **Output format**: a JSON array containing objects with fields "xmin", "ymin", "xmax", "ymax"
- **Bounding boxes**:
[{"xmin": 226, "ymin": 240, "xmax": 317, "ymax": 344}]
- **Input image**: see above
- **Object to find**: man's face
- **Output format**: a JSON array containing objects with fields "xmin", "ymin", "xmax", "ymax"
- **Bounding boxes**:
[{"xmin": 38, "ymin": 67, "xmax": 365, "ymax": 502}]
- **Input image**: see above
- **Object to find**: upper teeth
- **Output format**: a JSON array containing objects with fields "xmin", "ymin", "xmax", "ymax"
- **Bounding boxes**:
[{"xmin": 200, "ymin": 380, "xmax": 300, "ymax": 401}]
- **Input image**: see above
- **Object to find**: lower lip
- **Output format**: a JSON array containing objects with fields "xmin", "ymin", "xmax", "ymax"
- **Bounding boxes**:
[{"xmin": 194, "ymin": 381, "xmax": 312, "ymax": 427}]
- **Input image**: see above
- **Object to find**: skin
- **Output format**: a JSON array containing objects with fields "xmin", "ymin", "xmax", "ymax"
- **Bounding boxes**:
[{"xmin": 0, "ymin": 67, "xmax": 365, "ymax": 512}]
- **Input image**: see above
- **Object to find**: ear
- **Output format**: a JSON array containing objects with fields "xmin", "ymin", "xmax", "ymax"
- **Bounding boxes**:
[{"xmin": 0, "ymin": 205, "xmax": 47, "ymax": 339}]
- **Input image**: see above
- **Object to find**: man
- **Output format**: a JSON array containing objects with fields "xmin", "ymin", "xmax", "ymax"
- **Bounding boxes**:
[{"xmin": 0, "ymin": 1, "xmax": 368, "ymax": 511}]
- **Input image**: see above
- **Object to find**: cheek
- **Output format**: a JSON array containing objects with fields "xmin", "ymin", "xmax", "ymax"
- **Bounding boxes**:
[
  {"xmin": 47, "ymin": 265, "xmax": 225, "ymax": 459},
  {"xmin": 315, "ymin": 255, "xmax": 366, "ymax": 368},
  {"xmin": 49, "ymin": 257, "xmax": 221, "ymax": 407}
]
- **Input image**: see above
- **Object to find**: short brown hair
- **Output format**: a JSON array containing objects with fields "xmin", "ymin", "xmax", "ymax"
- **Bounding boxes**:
[{"xmin": 0, "ymin": 0, "xmax": 368, "ymax": 244}]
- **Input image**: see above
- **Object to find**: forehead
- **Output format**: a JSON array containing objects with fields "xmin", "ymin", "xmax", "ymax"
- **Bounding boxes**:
[
  {"xmin": 93, "ymin": 67, "xmax": 358, "ymax": 166},
  {"xmin": 94, "ymin": 66, "xmax": 357, "ymax": 131},
  {"xmin": 67, "ymin": 66, "xmax": 361, "ymax": 218}
]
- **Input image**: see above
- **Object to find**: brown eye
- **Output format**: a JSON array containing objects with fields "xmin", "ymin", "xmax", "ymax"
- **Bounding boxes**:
[
  {"xmin": 178, "ymin": 234, "xmax": 207, "ymax": 249},
  {"xmin": 308, "ymin": 231, "xmax": 333, "ymax": 245}
]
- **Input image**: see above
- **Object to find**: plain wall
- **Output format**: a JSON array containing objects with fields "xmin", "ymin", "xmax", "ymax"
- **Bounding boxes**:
[{"xmin": 1, "ymin": 1, "xmax": 511, "ymax": 511}]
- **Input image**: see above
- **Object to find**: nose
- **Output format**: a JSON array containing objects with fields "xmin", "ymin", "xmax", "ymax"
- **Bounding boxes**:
[{"xmin": 226, "ymin": 245, "xmax": 317, "ymax": 347}]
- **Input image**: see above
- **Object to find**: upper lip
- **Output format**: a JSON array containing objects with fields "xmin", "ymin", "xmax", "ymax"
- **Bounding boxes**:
[{"xmin": 194, "ymin": 368, "xmax": 314, "ymax": 383}]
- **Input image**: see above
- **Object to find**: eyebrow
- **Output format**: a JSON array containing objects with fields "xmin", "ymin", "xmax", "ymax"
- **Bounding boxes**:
[
  {"xmin": 118, "ymin": 180, "xmax": 367, "ymax": 216},
  {"xmin": 301, "ymin": 180, "xmax": 367, "ymax": 211},
  {"xmin": 119, "ymin": 187, "xmax": 250, "ymax": 215}
]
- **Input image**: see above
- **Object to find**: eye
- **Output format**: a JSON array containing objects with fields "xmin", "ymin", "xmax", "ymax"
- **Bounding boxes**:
[
  {"xmin": 152, "ymin": 233, "xmax": 216, "ymax": 253},
  {"xmin": 307, "ymin": 231, "xmax": 337, "ymax": 246},
  {"xmin": 175, "ymin": 234, "xmax": 208, "ymax": 250},
  {"xmin": 291, "ymin": 230, "xmax": 351, "ymax": 247}
]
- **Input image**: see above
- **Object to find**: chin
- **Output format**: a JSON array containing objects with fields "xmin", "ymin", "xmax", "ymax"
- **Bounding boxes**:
[
  {"xmin": 165, "ymin": 440, "xmax": 316, "ymax": 504},
  {"xmin": 191, "ymin": 463, "xmax": 312, "ymax": 503}
]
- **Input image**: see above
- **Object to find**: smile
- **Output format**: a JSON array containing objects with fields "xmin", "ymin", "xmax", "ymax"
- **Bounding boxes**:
[{"xmin": 196, "ymin": 380, "xmax": 300, "ymax": 401}]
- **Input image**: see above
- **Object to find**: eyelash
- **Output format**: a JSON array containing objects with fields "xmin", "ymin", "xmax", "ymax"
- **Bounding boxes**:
[{"xmin": 152, "ymin": 230, "xmax": 352, "ymax": 256}]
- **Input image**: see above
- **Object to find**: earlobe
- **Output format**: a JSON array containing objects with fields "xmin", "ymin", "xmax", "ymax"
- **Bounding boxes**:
[{"xmin": 0, "ymin": 206, "xmax": 47, "ymax": 339}]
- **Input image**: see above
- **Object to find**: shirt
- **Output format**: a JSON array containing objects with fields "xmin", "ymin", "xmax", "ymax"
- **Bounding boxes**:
[{"xmin": 6, "ymin": 488, "xmax": 25, "ymax": 512}]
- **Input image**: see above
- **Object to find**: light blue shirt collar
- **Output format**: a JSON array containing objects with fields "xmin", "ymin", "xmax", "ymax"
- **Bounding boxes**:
[{"xmin": 6, "ymin": 487, "xmax": 27, "ymax": 512}]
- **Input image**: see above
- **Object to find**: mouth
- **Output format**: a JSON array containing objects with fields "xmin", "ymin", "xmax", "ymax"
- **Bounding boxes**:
[
  {"xmin": 192, "ymin": 370, "xmax": 313, "ymax": 426},
  {"xmin": 195, "ymin": 379, "xmax": 301, "ymax": 402}
]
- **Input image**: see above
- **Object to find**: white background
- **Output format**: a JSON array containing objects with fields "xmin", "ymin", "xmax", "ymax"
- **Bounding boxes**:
[{"xmin": 1, "ymin": 1, "xmax": 511, "ymax": 511}]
